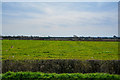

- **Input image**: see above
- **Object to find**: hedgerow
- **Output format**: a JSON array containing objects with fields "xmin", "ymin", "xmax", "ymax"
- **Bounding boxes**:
[
  {"xmin": 1, "ymin": 71, "xmax": 120, "ymax": 80},
  {"xmin": 2, "ymin": 60, "xmax": 120, "ymax": 74}
]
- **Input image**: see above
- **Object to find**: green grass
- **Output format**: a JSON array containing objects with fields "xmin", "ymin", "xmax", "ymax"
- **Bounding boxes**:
[
  {"xmin": 1, "ymin": 71, "xmax": 120, "ymax": 80},
  {"xmin": 2, "ymin": 40, "xmax": 119, "ymax": 60}
]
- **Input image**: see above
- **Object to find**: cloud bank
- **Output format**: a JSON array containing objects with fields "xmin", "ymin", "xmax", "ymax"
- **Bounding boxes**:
[{"xmin": 2, "ymin": 2, "xmax": 118, "ymax": 37}]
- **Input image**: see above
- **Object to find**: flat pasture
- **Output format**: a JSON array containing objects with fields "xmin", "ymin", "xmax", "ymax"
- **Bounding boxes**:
[{"xmin": 2, "ymin": 40, "xmax": 119, "ymax": 60}]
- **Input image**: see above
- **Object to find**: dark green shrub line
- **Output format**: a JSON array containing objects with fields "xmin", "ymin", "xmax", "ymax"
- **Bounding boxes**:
[
  {"xmin": 2, "ymin": 60, "xmax": 120, "ymax": 74},
  {"xmin": 1, "ymin": 71, "xmax": 120, "ymax": 80}
]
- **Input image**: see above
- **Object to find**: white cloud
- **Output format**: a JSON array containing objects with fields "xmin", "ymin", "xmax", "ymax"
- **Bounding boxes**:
[
  {"xmin": 2, "ymin": 2, "xmax": 118, "ymax": 37},
  {"xmin": 2, "ymin": 0, "xmax": 120, "ymax": 2}
]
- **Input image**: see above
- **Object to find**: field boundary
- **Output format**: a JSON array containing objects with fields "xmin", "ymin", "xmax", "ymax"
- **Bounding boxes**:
[{"xmin": 2, "ymin": 60, "xmax": 120, "ymax": 74}]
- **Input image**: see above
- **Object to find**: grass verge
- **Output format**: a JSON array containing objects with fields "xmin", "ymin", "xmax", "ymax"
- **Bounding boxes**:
[{"xmin": 1, "ymin": 71, "xmax": 120, "ymax": 80}]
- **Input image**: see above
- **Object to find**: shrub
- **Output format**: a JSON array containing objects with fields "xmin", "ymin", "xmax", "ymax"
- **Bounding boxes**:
[{"xmin": 2, "ymin": 71, "xmax": 120, "ymax": 80}]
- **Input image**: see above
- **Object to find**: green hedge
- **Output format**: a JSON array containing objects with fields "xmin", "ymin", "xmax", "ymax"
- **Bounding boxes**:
[
  {"xmin": 1, "ymin": 71, "xmax": 120, "ymax": 80},
  {"xmin": 2, "ymin": 60, "xmax": 120, "ymax": 74}
]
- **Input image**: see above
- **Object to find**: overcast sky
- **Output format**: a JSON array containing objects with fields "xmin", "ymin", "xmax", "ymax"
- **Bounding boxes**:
[{"xmin": 2, "ymin": 2, "xmax": 118, "ymax": 37}]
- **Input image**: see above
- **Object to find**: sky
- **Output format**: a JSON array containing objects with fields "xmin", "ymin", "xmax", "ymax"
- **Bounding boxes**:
[
  {"xmin": 2, "ymin": 2, "xmax": 118, "ymax": 37},
  {"xmin": 0, "ymin": 2, "xmax": 2, "ymax": 34}
]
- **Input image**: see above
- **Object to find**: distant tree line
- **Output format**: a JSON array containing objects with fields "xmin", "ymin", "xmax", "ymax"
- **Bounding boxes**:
[{"xmin": 1, "ymin": 35, "xmax": 119, "ymax": 41}]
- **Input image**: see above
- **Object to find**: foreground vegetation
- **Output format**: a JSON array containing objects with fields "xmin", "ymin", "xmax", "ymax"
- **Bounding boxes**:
[
  {"xmin": 2, "ymin": 40, "xmax": 119, "ymax": 60},
  {"xmin": 1, "ymin": 40, "xmax": 120, "ymax": 79},
  {"xmin": 1, "ymin": 71, "xmax": 120, "ymax": 80}
]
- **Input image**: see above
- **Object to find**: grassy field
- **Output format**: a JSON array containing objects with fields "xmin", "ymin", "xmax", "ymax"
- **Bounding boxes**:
[
  {"xmin": 1, "ymin": 40, "xmax": 120, "ymax": 78},
  {"xmin": 2, "ymin": 40, "xmax": 119, "ymax": 60}
]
